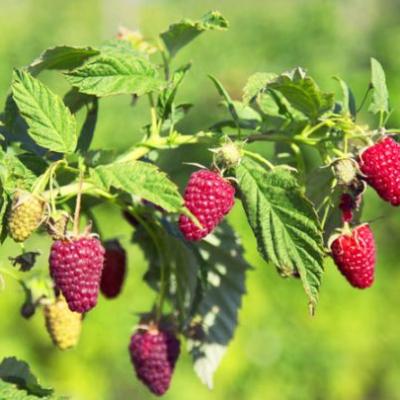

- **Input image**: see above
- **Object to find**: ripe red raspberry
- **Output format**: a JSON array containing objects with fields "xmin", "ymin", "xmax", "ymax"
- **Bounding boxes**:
[
  {"xmin": 100, "ymin": 240, "xmax": 127, "ymax": 299},
  {"xmin": 359, "ymin": 136, "xmax": 400, "ymax": 206},
  {"xmin": 330, "ymin": 224, "xmax": 376, "ymax": 289},
  {"xmin": 129, "ymin": 325, "xmax": 180, "ymax": 396},
  {"xmin": 49, "ymin": 236, "xmax": 105, "ymax": 313},
  {"xmin": 179, "ymin": 169, "xmax": 235, "ymax": 241}
]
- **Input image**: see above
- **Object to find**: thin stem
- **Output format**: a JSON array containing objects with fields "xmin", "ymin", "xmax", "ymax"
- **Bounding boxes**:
[
  {"xmin": 73, "ymin": 162, "xmax": 85, "ymax": 235},
  {"xmin": 243, "ymin": 150, "xmax": 274, "ymax": 169},
  {"xmin": 148, "ymin": 93, "xmax": 159, "ymax": 139}
]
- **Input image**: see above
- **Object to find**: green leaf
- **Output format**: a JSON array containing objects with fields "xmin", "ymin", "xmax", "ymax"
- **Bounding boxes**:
[
  {"xmin": 76, "ymin": 98, "xmax": 98, "ymax": 153},
  {"xmin": 11, "ymin": 70, "xmax": 77, "ymax": 153},
  {"xmin": 132, "ymin": 217, "xmax": 249, "ymax": 388},
  {"xmin": 242, "ymin": 72, "xmax": 277, "ymax": 103},
  {"xmin": 98, "ymin": 39, "xmax": 143, "ymax": 57},
  {"xmin": 0, "ymin": 149, "xmax": 37, "ymax": 193},
  {"xmin": 186, "ymin": 222, "xmax": 250, "ymax": 388},
  {"xmin": 161, "ymin": 11, "xmax": 228, "ymax": 57},
  {"xmin": 0, "ymin": 357, "xmax": 53, "ymax": 398},
  {"xmin": 64, "ymin": 54, "xmax": 164, "ymax": 97},
  {"xmin": 368, "ymin": 58, "xmax": 389, "ymax": 115},
  {"xmin": 28, "ymin": 45, "xmax": 99, "ymax": 75},
  {"xmin": 63, "ymin": 88, "xmax": 95, "ymax": 114},
  {"xmin": 236, "ymin": 157, "xmax": 324, "ymax": 312},
  {"xmin": 158, "ymin": 63, "xmax": 191, "ymax": 120},
  {"xmin": 90, "ymin": 161, "xmax": 183, "ymax": 212},
  {"xmin": 333, "ymin": 76, "xmax": 356, "ymax": 118},
  {"xmin": 268, "ymin": 67, "xmax": 334, "ymax": 120}
]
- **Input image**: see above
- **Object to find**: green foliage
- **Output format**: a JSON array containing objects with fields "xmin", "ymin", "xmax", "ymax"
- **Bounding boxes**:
[
  {"xmin": 0, "ymin": 357, "xmax": 56, "ymax": 399},
  {"xmin": 236, "ymin": 157, "xmax": 324, "ymax": 312},
  {"xmin": 65, "ymin": 54, "xmax": 164, "ymax": 97},
  {"xmin": 369, "ymin": 57, "xmax": 390, "ymax": 116},
  {"xmin": 11, "ymin": 70, "xmax": 77, "ymax": 153},
  {"xmin": 90, "ymin": 161, "xmax": 184, "ymax": 213},
  {"xmin": 268, "ymin": 67, "xmax": 334, "ymax": 121},
  {"xmin": 161, "ymin": 11, "xmax": 228, "ymax": 57}
]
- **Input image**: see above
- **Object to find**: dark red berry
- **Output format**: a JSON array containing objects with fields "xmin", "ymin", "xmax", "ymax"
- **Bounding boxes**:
[
  {"xmin": 100, "ymin": 240, "xmax": 127, "ymax": 299},
  {"xmin": 330, "ymin": 224, "xmax": 376, "ymax": 289},
  {"xmin": 129, "ymin": 326, "xmax": 180, "ymax": 396},
  {"xmin": 359, "ymin": 136, "xmax": 400, "ymax": 206},
  {"xmin": 339, "ymin": 193, "xmax": 356, "ymax": 223},
  {"xmin": 49, "ymin": 236, "xmax": 105, "ymax": 313},
  {"xmin": 179, "ymin": 169, "xmax": 235, "ymax": 241}
]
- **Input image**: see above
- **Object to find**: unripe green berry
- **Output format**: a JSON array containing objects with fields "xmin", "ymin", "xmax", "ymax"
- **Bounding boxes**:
[
  {"xmin": 8, "ymin": 190, "xmax": 45, "ymax": 242},
  {"xmin": 333, "ymin": 158, "xmax": 358, "ymax": 186},
  {"xmin": 215, "ymin": 142, "xmax": 242, "ymax": 168}
]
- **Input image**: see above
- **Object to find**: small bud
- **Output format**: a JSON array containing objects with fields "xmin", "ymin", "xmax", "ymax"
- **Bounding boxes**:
[
  {"xmin": 333, "ymin": 158, "xmax": 359, "ymax": 186},
  {"xmin": 214, "ymin": 142, "xmax": 242, "ymax": 169}
]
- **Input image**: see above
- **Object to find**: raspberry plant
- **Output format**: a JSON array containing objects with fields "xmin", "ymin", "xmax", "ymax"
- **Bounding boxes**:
[{"xmin": 0, "ymin": 10, "xmax": 399, "ymax": 397}]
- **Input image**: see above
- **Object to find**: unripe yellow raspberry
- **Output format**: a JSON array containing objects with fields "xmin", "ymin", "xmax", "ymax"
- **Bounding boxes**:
[
  {"xmin": 43, "ymin": 295, "xmax": 82, "ymax": 350},
  {"xmin": 8, "ymin": 190, "xmax": 45, "ymax": 242}
]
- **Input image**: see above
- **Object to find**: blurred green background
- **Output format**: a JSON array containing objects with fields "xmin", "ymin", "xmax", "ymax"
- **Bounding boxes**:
[{"xmin": 1, "ymin": 0, "xmax": 400, "ymax": 399}]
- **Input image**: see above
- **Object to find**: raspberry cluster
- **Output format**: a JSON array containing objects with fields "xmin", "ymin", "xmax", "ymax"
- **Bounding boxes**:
[
  {"xmin": 49, "ymin": 236, "xmax": 105, "ymax": 313},
  {"xmin": 129, "ymin": 326, "xmax": 180, "ymax": 396},
  {"xmin": 179, "ymin": 169, "xmax": 235, "ymax": 241}
]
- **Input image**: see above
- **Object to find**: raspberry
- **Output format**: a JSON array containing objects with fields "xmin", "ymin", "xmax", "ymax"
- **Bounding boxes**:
[
  {"xmin": 179, "ymin": 170, "xmax": 235, "ymax": 241},
  {"xmin": 8, "ymin": 190, "xmax": 45, "ymax": 242},
  {"xmin": 339, "ymin": 193, "xmax": 355, "ymax": 223},
  {"xmin": 129, "ymin": 325, "xmax": 180, "ymax": 396},
  {"xmin": 49, "ymin": 236, "xmax": 105, "ymax": 313},
  {"xmin": 330, "ymin": 224, "xmax": 376, "ymax": 289},
  {"xmin": 359, "ymin": 136, "xmax": 400, "ymax": 206},
  {"xmin": 43, "ymin": 295, "xmax": 82, "ymax": 350},
  {"xmin": 100, "ymin": 240, "xmax": 127, "ymax": 299}
]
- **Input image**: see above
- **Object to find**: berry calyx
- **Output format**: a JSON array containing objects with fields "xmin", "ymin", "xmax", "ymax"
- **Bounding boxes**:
[
  {"xmin": 8, "ymin": 190, "xmax": 46, "ymax": 242},
  {"xmin": 358, "ymin": 136, "xmax": 400, "ymax": 206},
  {"xmin": 129, "ymin": 324, "xmax": 180, "ymax": 396},
  {"xmin": 49, "ymin": 235, "xmax": 105, "ymax": 313},
  {"xmin": 100, "ymin": 240, "xmax": 127, "ymax": 299},
  {"xmin": 43, "ymin": 295, "xmax": 82, "ymax": 350},
  {"xmin": 179, "ymin": 169, "xmax": 235, "ymax": 241},
  {"xmin": 330, "ymin": 224, "xmax": 376, "ymax": 289}
]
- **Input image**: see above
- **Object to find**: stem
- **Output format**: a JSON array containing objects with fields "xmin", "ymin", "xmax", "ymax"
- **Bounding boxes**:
[
  {"xmin": 72, "ymin": 162, "xmax": 85, "ymax": 235},
  {"xmin": 243, "ymin": 150, "xmax": 274, "ymax": 169},
  {"xmin": 148, "ymin": 93, "xmax": 159, "ymax": 139}
]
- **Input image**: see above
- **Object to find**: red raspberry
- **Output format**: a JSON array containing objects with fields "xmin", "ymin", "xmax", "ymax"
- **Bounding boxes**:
[
  {"xmin": 100, "ymin": 240, "xmax": 127, "ymax": 299},
  {"xmin": 339, "ymin": 193, "xmax": 355, "ymax": 223},
  {"xmin": 49, "ymin": 236, "xmax": 105, "ymax": 313},
  {"xmin": 179, "ymin": 169, "xmax": 235, "ymax": 241},
  {"xmin": 129, "ymin": 326, "xmax": 180, "ymax": 396},
  {"xmin": 330, "ymin": 224, "xmax": 376, "ymax": 289},
  {"xmin": 359, "ymin": 136, "xmax": 400, "ymax": 206}
]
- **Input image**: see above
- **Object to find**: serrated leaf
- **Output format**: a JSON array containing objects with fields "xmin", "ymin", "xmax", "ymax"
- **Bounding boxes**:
[
  {"xmin": 242, "ymin": 72, "xmax": 277, "ymax": 103},
  {"xmin": 64, "ymin": 54, "xmax": 164, "ymax": 97},
  {"xmin": 28, "ymin": 45, "xmax": 99, "ymax": 75},
  {"xmin": 161, "ymin": 11, "xmax": 228, "ymax": 57},
  {"xmin": 0, "ymin": 357, "xmax": 53, "ymax": 397},
  {"xmin": 11, "ymin": 70, "xmax": 77, "ymax": 153},
  {"xmin": 268, "ymin": 67, "xmax": 334, "ymax": 120},
  {"xmin": 90, "ymin": 161, "xmax": 183, "ymax": 212},
  {"xmin": 98, "ymin": 39, "xmax": 143, "ymax": 57},
  {"xmin": 132, "ymin": 216, "xmax": 249, "ymax": 388},
  {"xmin": 186, "ymin": 222, "xmax": 250, "ymax": 388},
  {"xmin": 236, "ymin": 157, "xmax": 324, "ymax": 312},
  {"xmin": 368, "ymin": 58, "xmax": 389, "ymax": 115}
]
